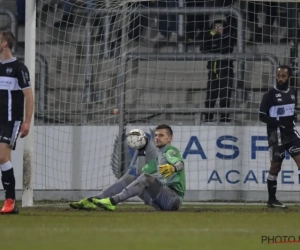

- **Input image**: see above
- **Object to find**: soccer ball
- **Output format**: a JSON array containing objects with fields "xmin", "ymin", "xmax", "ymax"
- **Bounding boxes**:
[{"xmin": 126, "ymin": 129, "xmax": 147, "ymax": 150}]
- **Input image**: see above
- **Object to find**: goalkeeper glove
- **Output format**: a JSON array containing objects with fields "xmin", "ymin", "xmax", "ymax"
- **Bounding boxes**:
[
  {"xmin": 159, "ymin": 164, "xmax": 176, "ymax": 178},
  {"xmin": 138, "ymin": 136, "xmax": 148, "ymax": 156}
]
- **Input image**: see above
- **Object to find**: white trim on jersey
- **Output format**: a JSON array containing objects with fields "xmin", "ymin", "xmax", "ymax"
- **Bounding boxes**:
[
  {"xmin": 7, "ymin": 90, "xmax": 12, "ymax": 121},
  {"xmin": 292, "ymin": 121, "xmax": 300, "ymax": 139},
  {"xmin": 269, "ymin": 103, "xmax": 295, "ymax": 118},
  {"xmin": 0, "ymin": 57, "xmax": 17, "ymax": 64},
  {"xmin": 294, "ymin": 129, "xmax": 300, "ymax": 139},
  {"xmin": 21, "ymin": 86, "xmax": 32, "ymax": 90},
  {"xmin": 10, "ymin": 120, "xmax": 21, "ymax": 148},
  {"xmin": 0, "ymin": 76, "xmax": 22, "ymax": 91},
  {"xmin": 273, "ymin": 86, "xmax": 290, "ymax": 93}
]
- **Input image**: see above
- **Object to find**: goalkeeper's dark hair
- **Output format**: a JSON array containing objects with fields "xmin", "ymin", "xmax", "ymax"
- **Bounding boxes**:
[
  {"xmin": 0, "ymin": 28, "xmax": 15, "ymax": 50},
  {"xmin": 155, "ymin": 124, "xmax": 173, "ymax": 136},
  {"xmin": 277, "ymin": 65, "xmax": 292, "ymax": 78}
]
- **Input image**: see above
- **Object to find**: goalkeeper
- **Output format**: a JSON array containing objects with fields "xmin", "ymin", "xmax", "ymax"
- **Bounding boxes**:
[{"xmin": 69, "ymin": 124, "xmax": 185, "ymax": 211}]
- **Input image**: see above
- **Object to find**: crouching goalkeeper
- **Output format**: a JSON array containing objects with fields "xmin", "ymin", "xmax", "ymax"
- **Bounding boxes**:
[{"xmin": 69, "ymin": 124, "xmax": 186, "ymax": 211}]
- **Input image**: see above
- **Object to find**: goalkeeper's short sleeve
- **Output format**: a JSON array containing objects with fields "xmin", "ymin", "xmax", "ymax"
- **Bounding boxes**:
[{"xmin": 164, "ymin": 148, "xmax": 184, "ymax": 166}]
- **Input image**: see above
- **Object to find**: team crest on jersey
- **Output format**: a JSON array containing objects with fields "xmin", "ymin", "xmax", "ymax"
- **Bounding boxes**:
[
  {"xmin": 275, "ymin": 93, "xmax": 281, "ymax": 98},
  {"xmin": 291, "ymin": 94, "xmax": 295, "ymax": 100},
  {"xmin": 277, "ymin": 107, "xmax": 285, "ymax": 115},
  {"xmin": 6, "ymin": 68, "xmax": 12, "ymax": 75}
]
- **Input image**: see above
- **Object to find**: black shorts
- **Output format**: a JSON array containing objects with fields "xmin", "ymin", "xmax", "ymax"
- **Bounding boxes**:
[
  {"xmin": 269, "ymin": 139, "xmax": 300, "ymax": 162},
  {"xmin": 0, "ymin": 121, "xmax": 22, "ymax": 150}
]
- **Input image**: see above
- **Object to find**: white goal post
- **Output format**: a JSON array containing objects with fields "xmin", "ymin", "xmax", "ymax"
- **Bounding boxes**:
[{"xmin": 22, "ymin": 0, "xmax": 36, "ymax": 207}]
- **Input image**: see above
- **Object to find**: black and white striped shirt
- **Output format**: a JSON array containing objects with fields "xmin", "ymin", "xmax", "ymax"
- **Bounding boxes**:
[
  {"xmin": 0, "ymin": 57, "xmax": 31, "ymax": 122},
  {"xmin": 259, "ymin": 86, "xmax": 300, "ymax": 146}
]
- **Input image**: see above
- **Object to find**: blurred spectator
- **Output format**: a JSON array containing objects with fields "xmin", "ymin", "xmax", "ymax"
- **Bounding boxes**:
[
  {"xmin": 206, "ymin": 0, "xmax": 237, "ymax": 44},
  {"xmin": 200, "ymin": 19, "xmax": 235, "ymax": 123},
  {"xmin": 151, "ymin": 0, "xmax": 178, "ymax": 42}
]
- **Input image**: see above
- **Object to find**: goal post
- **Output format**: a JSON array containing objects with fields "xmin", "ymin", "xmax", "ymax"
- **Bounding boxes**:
[
  {"xmin": 22, "ymin": 0, "xmax": 36, "ymax": 207},
  {"xmin": 18, "ymin": 0, "xmax": 300, "ymax": 205}
]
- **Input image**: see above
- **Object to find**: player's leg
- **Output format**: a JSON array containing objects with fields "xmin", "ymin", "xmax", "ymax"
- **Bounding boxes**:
[
  {"xmin": 150, "ymin": 186, "xmax": 181, "ymax": 211},
  {"xmin": 92, "ymin": 173, "xmax": 156, "ymax": 210},
  {"xmin": 267, "ymin": 144, "xmax": 285, "ymax": 208},
  {"xmin": 137, "ymin": 185, "xmax": 181, "ymax": 211},
  {"xmin": 286, "ymin": 139, "xmax": 300, "ymax": 184},
  {"xmin": 138, "ymin": 190, "xmax": 161, "ymax": 211},
  {"xmin": 93, "ymin": 173, "xmax": 137, "ymax": 199},
  {"xmin": 92, "ymin": 173, "xmax": 181, "ymax": 211},
  {"xmin": 0, "ymin": 121, "xmax": 21, "ymax": 214},
  {"xmin": 69, "ymin": 173, "xmax": 137, "ymax": 210},
  {"xmin": 292, "ymin": 154, "xmax": 300, "ymax": 183},
  {"xmin": 69, "ymin": 148, "xmax": 144, "ymax": 210}
]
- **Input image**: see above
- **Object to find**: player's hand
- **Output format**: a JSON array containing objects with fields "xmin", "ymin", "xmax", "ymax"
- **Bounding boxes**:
[
  {"xmin": 159, "ymin": 164, "xmax": 175, "ymax": 178},
  {"xmin": 138, "ymin": 136, "xmax": 148, "ymax": 154},
  {"xmin": 20, "ymin": 122, "xmax": 30, "ymax": 138}
]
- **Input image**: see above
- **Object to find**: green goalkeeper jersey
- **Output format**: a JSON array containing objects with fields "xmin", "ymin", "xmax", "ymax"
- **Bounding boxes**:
[{"xmin": 142, "ymin": 144, "xmax": 186, "ymax": 199}]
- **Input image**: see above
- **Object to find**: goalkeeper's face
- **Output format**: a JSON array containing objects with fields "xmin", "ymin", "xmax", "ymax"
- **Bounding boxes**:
[{"xmin": 155, "ymin": 129, "xmax": 172, "ymax": 148}]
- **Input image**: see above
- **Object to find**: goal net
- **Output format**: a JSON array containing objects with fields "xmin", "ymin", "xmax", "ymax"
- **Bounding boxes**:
[{"xmin": 17, "ymin": 0, "xmax": 300, "ymax": 205}]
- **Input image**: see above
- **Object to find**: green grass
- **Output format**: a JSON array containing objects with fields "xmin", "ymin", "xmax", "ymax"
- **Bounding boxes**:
[{"xmin": 1, "ymin": 204, "xmax": 300, "ymax": 250}]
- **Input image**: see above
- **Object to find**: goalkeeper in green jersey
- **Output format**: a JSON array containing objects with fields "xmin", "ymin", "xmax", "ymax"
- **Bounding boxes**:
[{"xmin": 69, "ymin": 124, "xmax": 186, "ymax": 211}]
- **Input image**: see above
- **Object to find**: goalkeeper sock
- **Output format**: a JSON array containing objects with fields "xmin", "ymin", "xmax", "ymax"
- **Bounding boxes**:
[
  {"xmin": 92, "ymin": 174, "xmax": 137, "ymax": 199},
  {"xmin": 267, "ymin": 173, "xmax": 277, "ymax": 201},
  {"xmin": 110, "ymin": 197, "xmax": 117, "ymax": 205},
  {"xmin": 1, "ymin": 162, "xmax": 15, "ymax": 200}
]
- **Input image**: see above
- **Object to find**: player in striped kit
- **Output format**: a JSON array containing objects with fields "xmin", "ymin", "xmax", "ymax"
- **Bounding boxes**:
[
  {"xmin": 0, "ymin": 30, "xmax": 34, "ymax": 214},
  {"xmin": 259, "ymin": 65, "xmax": 300, "ymax": 208},
  {"xmin": 70, "ymin": 124, "xmax": 186, "ymax": 211}
]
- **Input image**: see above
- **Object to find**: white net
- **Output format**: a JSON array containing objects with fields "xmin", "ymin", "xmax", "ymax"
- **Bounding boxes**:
[{"xmin": 8, "ymin": 0, "xmax": 300, "ymax": 204}]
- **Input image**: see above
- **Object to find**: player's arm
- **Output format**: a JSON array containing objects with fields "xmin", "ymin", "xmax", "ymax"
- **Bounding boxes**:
[
  {"xmin": 259, "ymin": 92, "xmax": 280, "ymax": 126},
  {"xmin": 159, "ymin": 148, "xmax": 184, "ymax": 178},
  {"xmin": 17, "ymin": 64, "xmax": 34, "ymax": 138},
  {"xmin": 23, "ymin": 88, "xmax": 34, "ymax": 123},
  {"xmin": 142, "ymin": 159, "xmax": 157, "ymax": 174},
  {"xmin": 135, "ymin": 136, "xmax": 157, "ymax": 175}
]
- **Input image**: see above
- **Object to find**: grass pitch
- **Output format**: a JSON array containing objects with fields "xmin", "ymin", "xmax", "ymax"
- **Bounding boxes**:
[{"xmin": 1, "ymin": 204, "xmax": 300, "ymax": 250}]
